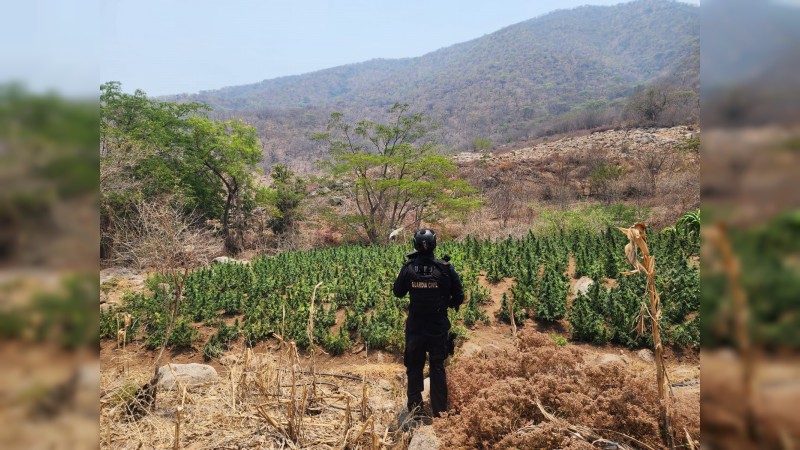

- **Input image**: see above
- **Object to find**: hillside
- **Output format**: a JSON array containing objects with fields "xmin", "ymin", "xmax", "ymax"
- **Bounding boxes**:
[{"xmin": 167, "ymin": 0, "xmax": 698, "ymax": 167}]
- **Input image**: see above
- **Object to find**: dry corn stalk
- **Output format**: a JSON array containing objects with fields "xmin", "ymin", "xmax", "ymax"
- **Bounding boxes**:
[
  {"xmin": 117, "ymin": 328, "xmax": 127, "ymax": 350},
  {"xmin": 509, "ymin": 296, "xmax": 517, "ymax": 338},
  {"xmin": 371, "ymin": 413, "xmax": 378, "ymax": 450},
  {"xmin": 343, "ymin": 396, "xmax": 352, "ymax": 437},
  {"xmin": 685, "ymin": 427, "xmax": 696, "ymax": 450},
  {"xmin": 173, "ymin": 386, "xmax": 187, "ymax": 450},
  {"xmin": 281, "ymin": 302, "xmax": 287, "ymax": 353},
  {"xmin": 306, "ymin": 282, "xmax": 324, "ymax": 354},
  {"xmin": 704, "ymin": 223, "xmax": 757, "ymax": 441},
  {"xmin": 352, "ymin": 415, "xmax": 373, "ymax": 445},
  {"xmin": 361, "ymin": 371, "xmax": 368, "ymax": 421},
  {"xmin": 617, "ymin": 222, "xmax": 674, "ymax": 449}
]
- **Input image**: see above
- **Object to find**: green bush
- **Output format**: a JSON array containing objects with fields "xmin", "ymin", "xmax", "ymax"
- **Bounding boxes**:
[
  {"xmin": 534, "ymin": 266, "xmax": 567, "ymax": 322},
  {"xmin": 569, "ymin": 291, "xmax": 609, "ymax": 345},
  {"xmin": 498, "ymin": 292, "xmax": 526, "ymax": 325},
  {"xmin": 168, "ymin": 319, "xmax": 198, "ymax": 349},
  {"xmin": 551, "ymin": 334, "xmax": 569, "ymax": 346},
  {"xmin": 0, "ymin": 309, "xmax": 26, "ymax": 339},
  {"xmin": 322, "ymin": 327, "xmax": 352, "ymax": 356},
  {"xmin": 203, "ymin": 334, "xmax": 224, "ymax": 360},
  {"xmin": 462, "ymin": 293, "xmax": 489, "ymax": 328},
  {"xmin": 473, "ymin": 137, "xmax": 492, "ymax": 151}
]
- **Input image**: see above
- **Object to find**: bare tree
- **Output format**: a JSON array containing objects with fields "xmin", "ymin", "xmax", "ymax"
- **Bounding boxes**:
[
  {"xmin": 112, "ymin": 197, "xmax": 221, "ymax": 368},
  {"xmin": 546, "ymin": 153, "xmax": 579, "ymax": 209},
  {"xmin": 489, "ymin": 187, "xmax": 518, "ymax": 228},
  {"xmin": 635, "ymin": 147, "xmax": 675, "ymax": 196}
]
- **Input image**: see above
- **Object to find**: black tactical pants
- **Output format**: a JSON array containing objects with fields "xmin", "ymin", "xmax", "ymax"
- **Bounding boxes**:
[{"xmin": 404, "ymin": 331, "xmax": 448, "ymax": 417}]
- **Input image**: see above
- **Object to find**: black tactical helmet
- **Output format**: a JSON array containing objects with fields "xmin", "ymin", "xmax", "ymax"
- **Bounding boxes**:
[{"xmin": 412, "ymin": 229, "xmax": 437, "ymax": 252}]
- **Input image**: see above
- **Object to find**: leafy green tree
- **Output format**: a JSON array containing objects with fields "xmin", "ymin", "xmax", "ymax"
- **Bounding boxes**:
[
  {"xmin": 265, "ymin": 164, "xmax": 307, "ymax": 235},
  {"xmin": 625, "ymin": 84, "xmax": 670, "ymax": 123},
  {"xmin": 100, "ymin": 82, "xmax": 264, "ymax": 255},
  {"xmin": 588, "ymin": 163, "xmax": 626, "ymax": 203},
  {"xmin": 314, "ymin": 103, "xmax": 480, "ymax": 244},
  {"xmin": 473, "ymin": 137, "xmax": 492, "ymax": 151},
  {"xmin": 186, "ymin": 116, "xmax": 262, "ymax": 253}
]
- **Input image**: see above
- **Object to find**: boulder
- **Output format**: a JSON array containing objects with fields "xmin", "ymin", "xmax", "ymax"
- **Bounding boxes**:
[
  {"xmin": 212, "ymin": 256, "xmax": 231, "ymax": 265},
  {"xmin": 482, "ymin": 344, "xmax": 503, "ymax": 358},
  {"xmin": 157, "ymin": 363, "xmax": 218, "ymax": 390},
  {"xmin": 409, "ymin": 425, "xmax": 440, "ymax": 450},
  {"xmin": 460, "ymin": 342, "xmax": 483, "ymax": 359},
  {"xmin": 100, "ymin": 267, "xmax": 135, "ymax": 284},
  {"xmin": 572, "ymin": 277, "xmax": 594, "ymax": 296},
  {"xmin": 594, "ymin": 353, "xmax": 626, "ymax": 366},
  {"xmin": 100, "ymin": 267, "xmax": 145, "ymax": 288},
  {"xmin": 422, "ymin": 377, "xmax": 430, "ymax": 402},
  {"xmin": 637, "ymin": 349, "xmax": 655, "ymax": 363}
]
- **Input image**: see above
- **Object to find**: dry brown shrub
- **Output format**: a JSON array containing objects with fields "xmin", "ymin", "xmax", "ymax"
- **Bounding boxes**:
[
  {"xmin": 446, "ymin": 350, "xmax": 524, "ymax": 412},
  {"xmin": 497, "ymin": 160, "xmax": 515, "ymax": 172},
  {"xmin": 437, "ymin": 329, "xmax": 697, "ymax": 449},
  {"xmin": 497, "ymin": 422, "xmax": 597, "ymax": 450},
  {"xmin": 669, "ymin": 390, "xmax": 700, "ymax": 444}
]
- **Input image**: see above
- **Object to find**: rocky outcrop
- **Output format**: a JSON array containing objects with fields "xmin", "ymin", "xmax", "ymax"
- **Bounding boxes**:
[{"xmin": 454, "ymin": 126, "xmax": 697, "ymax": 165}]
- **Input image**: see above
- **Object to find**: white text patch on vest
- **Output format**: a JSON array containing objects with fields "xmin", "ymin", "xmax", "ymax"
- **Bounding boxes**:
[{"xmin": 411, "ymin": 281, "xmax": 439, "ymax": 289}]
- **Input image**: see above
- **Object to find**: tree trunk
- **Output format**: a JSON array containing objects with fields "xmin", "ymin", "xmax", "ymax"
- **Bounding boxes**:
[{"xmin": 222, "ymin": 181, "xmax": 241, "ymax": 254}]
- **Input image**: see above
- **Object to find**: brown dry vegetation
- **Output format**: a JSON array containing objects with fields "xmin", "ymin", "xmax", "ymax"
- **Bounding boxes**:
[
  {"xmin": 101, "ymin": 342, "xmax": 409, "ymax": 450},
  {"xmin": 439, "ymin": 330, "xmax": 699, "ymax": 450},
  {"xmin": 453, "ymin": 126, "xmax": 699, "ymax": 236}
]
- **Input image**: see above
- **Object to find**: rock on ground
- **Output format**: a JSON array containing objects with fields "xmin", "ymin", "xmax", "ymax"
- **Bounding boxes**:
[
  {"xmin": 100, "ymin": 267, "xmax": 135, "ymax": 284},
  {"xmin": 100, "ymin": 267, "xmax": 145, "ymax": 288},
  {"xmin": 593, "ymin": 353, "xmax": 628, "ymax": 366},
  {"xmin": 637, "ymin": 348, "xmax": 655, "ymax": 362},
  {"xmin": 212, "ymin": 256, "xmax": 249, "ymax": 265},
  {"xmin": 408, "ymin": 425, "xmax": 440, "ymax": 450},
  {"xmin": 572, "ymin": 276, "xmax": 595, "ymax": 296},
  {"xmin": 482, "ymin": 344, "xmax": 502, "ymax": 358},
  {"xmin": 157, "ymin": 363, "xmax": 218, "ymax": 390},
  {"xmin": 460, "ymin": 342, "xmax": 482, "ymax": 359}
]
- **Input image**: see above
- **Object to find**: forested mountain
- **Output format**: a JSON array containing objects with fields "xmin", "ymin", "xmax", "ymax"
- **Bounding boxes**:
[{"xmin": 167, "ymin": 0, "xmax": 698, "ymax": 168}]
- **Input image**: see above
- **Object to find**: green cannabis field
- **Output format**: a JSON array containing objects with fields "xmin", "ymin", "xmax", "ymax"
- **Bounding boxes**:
[{"xmin": 101, "ymin": 228, "xmax": 700, "ymax": 357}]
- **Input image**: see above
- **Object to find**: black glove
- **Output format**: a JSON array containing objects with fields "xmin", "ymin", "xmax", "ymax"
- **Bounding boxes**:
[{"xmin": 447, "ymin": 332, "xmax": 457, "ymax": 356}]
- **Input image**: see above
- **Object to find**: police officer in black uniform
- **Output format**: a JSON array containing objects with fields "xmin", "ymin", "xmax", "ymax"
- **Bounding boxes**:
[{"xmin": 393, "ymin": 229, "xmax": 464, "ymax": 418}]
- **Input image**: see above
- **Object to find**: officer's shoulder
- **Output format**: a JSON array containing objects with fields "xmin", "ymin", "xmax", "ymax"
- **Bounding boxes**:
[{"xmin": 433, "ymin": 258, "xmax": 450, "ymax": 266}]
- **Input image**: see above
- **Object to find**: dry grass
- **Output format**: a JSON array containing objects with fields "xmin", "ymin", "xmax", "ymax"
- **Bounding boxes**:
[{"xmin": 100, "ymin": 343, "xmax": 409, "ymax": 449}]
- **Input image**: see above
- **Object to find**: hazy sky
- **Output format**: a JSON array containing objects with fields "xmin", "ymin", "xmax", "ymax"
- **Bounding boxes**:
[
  {"xmin": 1, "ymin": 0, "xmax": 99, "ymax": 97},
  {"xmin": 100, "ymin": 0, "xmax": 699, "ymax": 97}
]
